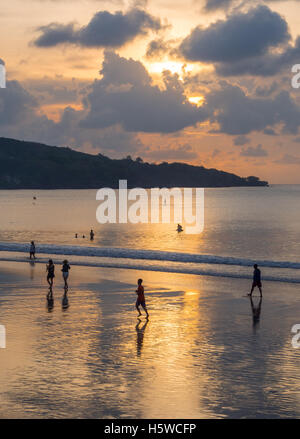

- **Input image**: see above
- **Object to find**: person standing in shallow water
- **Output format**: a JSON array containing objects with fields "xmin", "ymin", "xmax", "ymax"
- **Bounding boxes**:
[
  {"xmin": 136, "ymin": 279, "xmax": 149, "ymax": 319},
  {"xmin": 248, "ymin": 264, "xmax": 263, "ymax": 297},
  {"xmin": 46, "ymin": 259, "xmax": 55, "ymax": 289},
  {"xmin": 90, "ymin": 229, "xmax": 94, "ymax": 241},
  {"xmin": 29, "ymin": 241, "xmax": 36, "ymax": 259}
]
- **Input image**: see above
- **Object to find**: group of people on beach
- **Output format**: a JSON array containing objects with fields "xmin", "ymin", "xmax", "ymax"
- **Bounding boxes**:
[
  {"xmin": 46, "ymin": 259, "xmax": 71, "ymax": 290},
  {"xmin": 29, "ymin": 239, "xmax": 262, "ymax": 319}
]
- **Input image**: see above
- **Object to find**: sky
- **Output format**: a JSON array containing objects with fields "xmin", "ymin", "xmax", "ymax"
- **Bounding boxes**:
[{"xmin": 1, "ymin": 0, "xmax": 300, "ymax": 183}]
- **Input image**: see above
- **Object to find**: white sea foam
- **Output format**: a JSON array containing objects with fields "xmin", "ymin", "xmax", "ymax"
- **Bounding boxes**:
[{"xmin": 1, "ymin": 242, "xmax": 300, "ymax": 283}]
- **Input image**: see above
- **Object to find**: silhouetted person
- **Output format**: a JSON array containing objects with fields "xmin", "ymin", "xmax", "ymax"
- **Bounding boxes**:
[
  {"xmin": 90, "ymin": 229, "xmax": 95, "ymax": 240},
  {"xmin": 136, "ymin": 318, "xmax": 148, "ymax": 357},
  {"xmin": 250, "ymin": 296, "xmax": 262, "ymax": 328},
  {"xmin": 62, "ymin": 260, "xmax": 71, "ymax": 289},
  {"xmin": 30, "ymin": 241, "xmax": 36, "ymax": 259},
  {"xmin": 177, "ymin": 224, "xmax": 183, "ymax": 232},
  {"xmin": 75, "ymin": 233, "xmax": 78, "ymax": 238},
  {"xmin": 46, "ymin": 259, "xmax": 55, "ymax": 289},
  {"xmin": 136, "ymin": 278, "xmax": 149, "ymax": 318},
  {"xmin": 248, "ymin": 264, "xmax": 262, "ymax": 297}
]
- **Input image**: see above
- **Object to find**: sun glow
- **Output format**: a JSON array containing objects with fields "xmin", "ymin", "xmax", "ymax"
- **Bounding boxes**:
[
  {"xmin": 188, "ymin": 96, "xmax": 205, "ymax": 107},
  {"xmin": 148, "ymin": 61, "xmax": 195, "ymax": 77}
]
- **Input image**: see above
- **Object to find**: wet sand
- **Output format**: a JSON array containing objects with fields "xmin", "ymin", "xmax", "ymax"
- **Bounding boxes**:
[{"xmin": 1, "ymin": 260, "xmax": 300, "ymax": 418}]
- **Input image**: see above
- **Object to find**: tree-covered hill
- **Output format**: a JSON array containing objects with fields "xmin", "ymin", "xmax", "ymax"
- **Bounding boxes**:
[{"xmin": 0, "ymin": 137, "xmax": 268, "ymax": 189}]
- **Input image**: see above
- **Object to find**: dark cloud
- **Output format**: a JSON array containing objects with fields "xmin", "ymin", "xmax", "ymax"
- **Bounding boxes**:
[
  {"xmin": 180, "ymin": 5, "xmax": 299, "ymax": 76},
  {"xmin": 0, "ymin": 53, "xmax": 208, "ymax": 154},
  {"xmin": 241, "ymin": 144, "xmax": 268, "ymax": 157},
  {"xmin": 203, "ymin": 0, "xmax": 300, "ymax": 12},
  {"xmin": 180, "ymin": 6, "xmax": 289, "ymax": 63},
  {"xmin": 145, "ymin": 38, "xmax": 172, "ymax": 59},
  {"xmin": 255, "ymin": 82, "xmax": 279, "ymax": 97},
  {"xmin": 0, "ymin": 81, "xmax": 36, "ymax": 126},
  {"xmin": 34, "ymin": 8, "xmax": 162, "ymax": 48},
  {"xmin": 204, "ymin": 0, "xmax": 232, "ymax": 11},
  {"xmin": 234, "ymin": 135, "xmax": 250, "ymax": 145},
  {"xmin": 205, "ymin": 82, "xmax": 300, "ymax": 135},
  {"xmin": 81, "ymin": 51, "xmax": 208, "ymax": 133},
  {"xmin": 263, "ymin": 127, "xmax": 276, "ymax": 135},
  {"xmin": 216, "ymin": 37, "xmax": 300, "ymax": 77}
]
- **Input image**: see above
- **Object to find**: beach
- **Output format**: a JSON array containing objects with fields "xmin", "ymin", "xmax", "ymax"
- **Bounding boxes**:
[
  {"xmin": 1, "ymin": 260, "xmax": 300, "ymax": 418},
  {"xmin": 1, "ymin": 186, "xmax": 300, "ymax": 418}
]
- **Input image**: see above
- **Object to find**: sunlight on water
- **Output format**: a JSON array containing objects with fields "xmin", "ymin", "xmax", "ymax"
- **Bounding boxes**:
[
  {"xmin": 1, "ymin": 186, "xmax": 300, "ymax": 418},
  {"xmin": 1, "ymin": 263, "xmax": 300, "ymax": 418}
]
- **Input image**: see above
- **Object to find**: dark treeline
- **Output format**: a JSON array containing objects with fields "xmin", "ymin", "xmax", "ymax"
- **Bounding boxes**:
[{"xmin": 0, "ymin": 137, "xmax": 268, "ymax": 189}]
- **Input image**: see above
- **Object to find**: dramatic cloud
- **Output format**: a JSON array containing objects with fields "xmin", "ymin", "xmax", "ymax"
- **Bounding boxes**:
[
  {"xmin": 179, "ymin": 5, "xmax": 300, "ymax": 76},
  {"xmin": 81, "ymin": 51, "xmax": 208, "ymax": 133},
  {"xmin": 180, "ymin": 6, "xmax": 289, "ymax": 63},
  {"xmin": 34, "ymin": 8, "xmax": 162, "ymax": 48},
  {"xmin": 216, "ymin": 37, "xmax": 300, "ymax": 77},
  {"xmin": 205, "ymin": 82, "xmax": 300, "ymax": 135}
]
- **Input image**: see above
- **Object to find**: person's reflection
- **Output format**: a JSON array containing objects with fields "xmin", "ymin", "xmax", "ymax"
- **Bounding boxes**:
[
  {"xmin": 29, "ymin": 260, "xmax": 35, "ymax": 280},
  {"xmin": 47, "ymin": 288, "xmax": 54, "ymax": 312},
  {"xmin": 136, "ymin": 318, "xmax": 148, "ymax": 357},
  {"xmin": 62, "ymin": 287, "xmax": 69, "ymax": 310},
  {"xmin": 250, "ymin": 296, "xmax": 262, "ymax": 330}
]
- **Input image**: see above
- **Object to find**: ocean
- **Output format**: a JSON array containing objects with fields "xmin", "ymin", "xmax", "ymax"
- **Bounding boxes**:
[{"xmin": 1, "ymin": 186, "xmax": 300, "ymax": 418}]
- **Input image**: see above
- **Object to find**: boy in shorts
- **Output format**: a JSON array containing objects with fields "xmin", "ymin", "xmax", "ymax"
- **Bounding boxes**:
[{"xmin": 136, "ymin": 279, "xmax": 149, "ymax": 319}]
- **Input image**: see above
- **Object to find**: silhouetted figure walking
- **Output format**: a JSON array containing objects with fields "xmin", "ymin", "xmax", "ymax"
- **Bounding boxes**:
[
  {"xmin": 248, "ymin": 264, "xmax": 262, "ymax": 297},
  {"xmin": 46, "ymin": 259, "xmax": 55, "ymax": 290}
]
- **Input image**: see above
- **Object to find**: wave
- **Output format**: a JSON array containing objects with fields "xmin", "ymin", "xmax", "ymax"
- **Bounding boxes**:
[
  {"xmin": 0, "ymin": 254, "xmax": 300, "ymax": 284},
  {"xmin": 0, "ymin": 241, "xmax": 300, "ymax": 270}
]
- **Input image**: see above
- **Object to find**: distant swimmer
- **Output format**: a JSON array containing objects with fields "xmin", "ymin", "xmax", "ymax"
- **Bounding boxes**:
[
  {"xmin": 136, "ymin": 279, "xmax": 149, "ymax": 319},
  {"xmin": 248, "ymin": 264, "xmax": 262, "ymax": 297},
  {"xmin": 33, "ymin": 196, "xmax": 37, "ymax": 200},
  {"xmin": 29, "ymin": 241, "xmax": 36, "ymax": 260},
  {"xmin": 176, "ymin": 224, "xmax": 183, "ymax": 233},
  {"xmin": 90, "ymin": 229, "xmax": 95, "ymax": 241},
  {"xmin": 82, "ymin": 235, "xmax": 85, "ymax": 239},
  {"xmin": 62, "ymin": 260, "xmax": 71, "ymax": 289},
  {"xmin": 46, "ymin": 259, "xmax": 55, "ymax": 289}
]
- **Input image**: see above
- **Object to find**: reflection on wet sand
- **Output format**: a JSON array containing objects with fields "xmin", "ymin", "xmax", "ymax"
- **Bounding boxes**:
[
  {"xmin": 136, "ymin": 319, "xmax": 148, "ymax": 357},
  {"xmin": 47, "ymin": 289, "xmax": 54, "ymax": 312},
  {"xmin": 250, "ymin": 296, "xmax": 262, "ymax": 331},
  {"xmin": 2, "ymin": 263, "xmax": 300, "ymax": 418}
]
